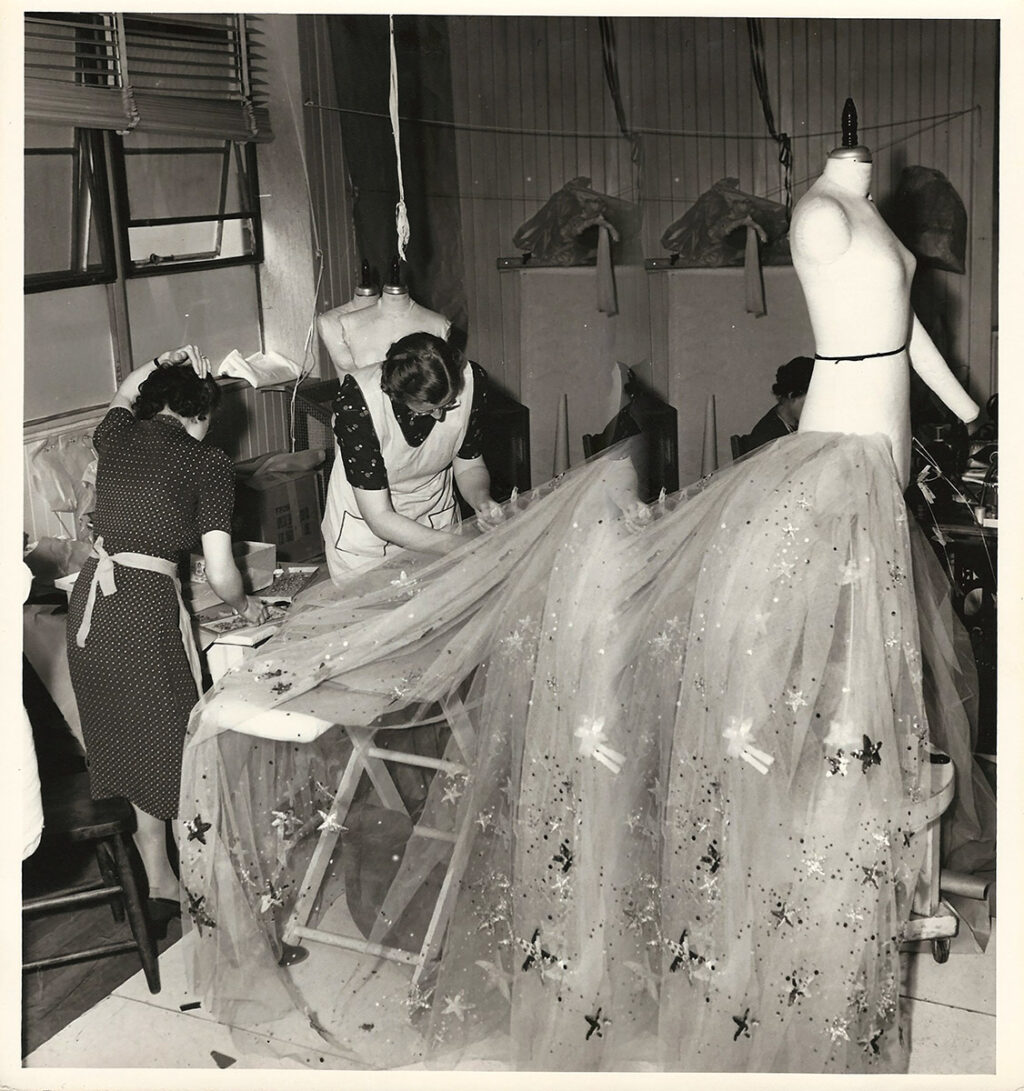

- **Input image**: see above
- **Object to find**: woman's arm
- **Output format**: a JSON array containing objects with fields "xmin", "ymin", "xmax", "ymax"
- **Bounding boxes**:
[
  {"xmin": 352, "ymin": 486, "xmax": 463, "ymax": 557},
  {"xmin": 201, "ymin": 530, "xmax": 268, "ymax": 623},
  {"xmin": 109, "ymin": 345, "xmax": 210, "ymax": 412},
  {"xmin": 453, "ymin": 455, "xmax": 502, "ymax": 523}
]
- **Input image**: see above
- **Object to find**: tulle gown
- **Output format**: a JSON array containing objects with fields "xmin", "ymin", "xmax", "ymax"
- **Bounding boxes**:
[{"xmin": 177, "ymin": 432, "xmax": 991, "ymax": 1073}]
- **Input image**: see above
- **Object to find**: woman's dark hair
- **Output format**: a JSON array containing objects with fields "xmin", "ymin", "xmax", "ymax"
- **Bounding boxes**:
[
  {"xmin": 134, "ymin": 367, "xmax": 222, "ymax": 421},
  {"xmin": 772, "ymin": 356, "xmax": 815, "ymax": 399},
  {"xmin": 381, "ymin": 332, "xmax": 465, "ymax": 407}
]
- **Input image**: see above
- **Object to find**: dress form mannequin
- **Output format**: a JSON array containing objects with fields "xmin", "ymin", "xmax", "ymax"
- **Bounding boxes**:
[
  {"xmin": 322, "ymin": 262, "xmax": 450, "ymax": 374},
  {"xmin": 791, "ymin": 104, "xmax": 978, "ymax": 487},
  {"xmin": 318, "ymin": 261, "xmax": 382, "ymax": 379}
]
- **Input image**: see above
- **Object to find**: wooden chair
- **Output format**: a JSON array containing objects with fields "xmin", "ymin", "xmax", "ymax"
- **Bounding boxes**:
[{"xmin": 23, "ymin": 771, "xmax": 161, "ymax": 993}]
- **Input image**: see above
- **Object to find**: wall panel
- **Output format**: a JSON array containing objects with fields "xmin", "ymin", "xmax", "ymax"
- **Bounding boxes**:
[{"xmin": 446, "ymin": 16, "xmax": 997, "ymax": 415}]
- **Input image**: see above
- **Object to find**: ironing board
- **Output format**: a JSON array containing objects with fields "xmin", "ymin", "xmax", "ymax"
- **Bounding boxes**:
[{"xmin": 202, "ymin": 668, "xmax": 479, "ymax": 988}]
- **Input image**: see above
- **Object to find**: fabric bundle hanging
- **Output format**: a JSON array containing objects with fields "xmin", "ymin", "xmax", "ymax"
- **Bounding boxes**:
[{"xmin": 388, "ymin": 15, "xmax": 411, "ymax": 262}]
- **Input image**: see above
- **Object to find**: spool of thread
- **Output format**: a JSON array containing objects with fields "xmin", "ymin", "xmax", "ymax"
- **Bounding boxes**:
[
  {"xmin": 554, "ymin": 394, "xmax": 570, "ymax": 476},
  {"xmin": 700, "ymin": 394, "xmax": 718, "ymax": 477}
]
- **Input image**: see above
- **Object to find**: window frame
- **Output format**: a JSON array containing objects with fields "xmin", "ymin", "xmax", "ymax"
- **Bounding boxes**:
[
  {"xmin": 109, "ymin": 134, "xmax": 265, "ymax": 278},
  {"xmin": 24, "ymin": 127, "xmax": 117, "ymax": 295}
]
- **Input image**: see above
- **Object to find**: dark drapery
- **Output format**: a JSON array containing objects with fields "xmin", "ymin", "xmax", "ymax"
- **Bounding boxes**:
[{"xmin": 328, "ymin": 15, "xmax": 468, "ymax": 344}]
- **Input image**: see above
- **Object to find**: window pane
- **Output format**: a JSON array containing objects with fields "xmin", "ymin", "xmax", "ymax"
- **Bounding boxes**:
[
  {"xmin": 122, "ymin": 132, "xmax": 250, "ymax": 219},
  {"xmin": 126, "ymin": 263, "xmax": 262, "ymax": 366},
  {"xmin": 25, "ymin": 152, "xmax": 75, "ymax": 276},
  {"xmin": 24, "ymin": 128, "xmax": 113, "ymax": 285},
  {"xmin": 128, "ymin": 218, "xmax": 256, "ymax": 267},
  {"xmin": 25, "ymin": 285, "xmax": 116, "ymax": 420}
]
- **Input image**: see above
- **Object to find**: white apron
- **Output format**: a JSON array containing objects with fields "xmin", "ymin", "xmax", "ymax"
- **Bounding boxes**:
[{"xmin": 322, "ymin": 362, "xmax": 474, "ymax": 583}]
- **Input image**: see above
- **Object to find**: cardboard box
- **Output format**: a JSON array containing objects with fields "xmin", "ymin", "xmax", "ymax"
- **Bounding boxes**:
[{"xmin": 233, "ymin": 450, "xmax": 326, "ymax": 562}]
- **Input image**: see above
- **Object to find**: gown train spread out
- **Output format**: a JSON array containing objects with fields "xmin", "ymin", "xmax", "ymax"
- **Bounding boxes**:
[{"xmin": 179, "ymin": 431, "xmax": 993, "ymax": 1073}]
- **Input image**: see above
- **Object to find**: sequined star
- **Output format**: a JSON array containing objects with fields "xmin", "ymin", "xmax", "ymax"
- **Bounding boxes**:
[
  {"xmin": 666, "ymin": 930, "xmax": 691, "ymax": 972},
  {"xmin": 887, "ymin": 562, "xmax": 906, "ymax": 584},
  {"xmin": 441, "ymin": 992, "xmax": 474, "ymax": 1021},
  {"xmin": 846, "ymin": 907, "xmax": 866, "ymax": 924},
  {"xmin": 551, "ymin": 871, "xmax": 572, "ymax": 900},
  {"xmin": 804, "ymin": 853, "xmax": 826, "ymax": 876},
  {"xmin": 732, "ymin": 1007, "xmax": 758, "ymax": 1040},
  {"xmin": 441, "ymin": 779, "xmax": 463, "ymax": 805},
  {"xmin": 771, "ymin": 901, "xmax": 799, "ymax": 929},
  {"xmin": 796, "ymin": 492, "xmax": 812, "ymax": 510},
  {"xmin": 517, "ymin": 928, "xmax": 567, "ymax": 980},
  {"xmin": 475, "ymin": 810, "xmax": 495, "ymax": 833},
  {"xmin": 553, "ymin": 840, "xmax": 574, "ymax": 873},
  {"xmin": 827, "ymin": 1017, "xmax": 851, "ymax": 1043},
  {"xmin": 186, "ymin": 814, "xmax": 212, "ymax": 844},
  {"xmin": 751, "ymin": 609, "xmax": 770, "ymax": 636},
  {"xmin": 259, "ymin": 881, "xmax": 285, "ymax": 913},
  {"xmin": 474, "ymin": 958, "xmax": 513, "ymax": 1001},
  {"xmin": 774, "ymin": 556, "xmax": 796, "ymax": 580},
  {"xmin": 824, "ymin": 750, "xmax": 850, "ymax": 777},
  {"xmin": 584, "ymin": 1007, "xmax": 608, "ymax": 1040},
  {"xmin": 317, "ymin": 809, "xmax": 346, "ymax": 833},
  {"xmin": 852, "ymin": 735, "xmax": 883, "ymax": 772},
  {"xmin": 404, "ymin": 983, "xmax": 434, "ymax": 1014},
  {"xmin": 700, "ymin": 842, "xmax": 721, "ymax": 874},
  {"xmin": 185, "ymin": 889, "xmax": 216, "ymax": 936},
  {"xmin": 786, "ymin": 971, "xmax": 811, "ymax": 1005},
  {"xmin": 861, "ymin": 863, "xmax": 883, "ymax": 888},
  {"xmin": 693, "ymin": 675, "xmax": 706, "ymax": 694},
  {"xmin": 784, "ymin": 687, "xmax": 809, "ymax": 712},
  {"xmin": 781, "ymin": 520, "xmax": 798, "ymax": 539},
  {"xmin": 860, "ymin": 1028, "xmax": 883, "ymax": 1056}
]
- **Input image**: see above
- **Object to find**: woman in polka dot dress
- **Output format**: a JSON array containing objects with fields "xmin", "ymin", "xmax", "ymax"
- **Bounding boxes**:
[{"xmin": 67, "ymin": 346, "xmax": 267, "ymax": 906}]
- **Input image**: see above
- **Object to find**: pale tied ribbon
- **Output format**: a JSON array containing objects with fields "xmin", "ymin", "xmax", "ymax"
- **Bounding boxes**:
[
  {"xmin": 574, "ymin": 717, "xmax": 626, "ymax": 774},
  {"xmin": 388, "ymin": 15, "xmax": 410, "ymax": 261},
  {"xmin": 722, "ymin": 716, "xmax": 774, "ymax": 775},
  {"xmin": 75, "ymin": 535, "xmax": 203, "ymax": 694}
]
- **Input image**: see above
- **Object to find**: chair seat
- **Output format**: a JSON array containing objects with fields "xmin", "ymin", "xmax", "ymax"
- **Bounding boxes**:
[{"xmin": 40, "ymin": 772, "xmax": 135, "ymax": 843}]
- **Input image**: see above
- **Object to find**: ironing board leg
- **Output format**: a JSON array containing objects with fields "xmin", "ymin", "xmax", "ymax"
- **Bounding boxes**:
[
  {"xmin": 282, "ymin": 739, "xmax": 367, "ymax": 946},
  {"xmin": 411, "ymin": 795, "xmax": 479, "ymax": 988}
]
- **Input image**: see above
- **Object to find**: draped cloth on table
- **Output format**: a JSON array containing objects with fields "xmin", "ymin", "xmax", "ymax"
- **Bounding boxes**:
[{"xmin": 178, "ymin": 431, "xmax": 991, "ymax": 1073}]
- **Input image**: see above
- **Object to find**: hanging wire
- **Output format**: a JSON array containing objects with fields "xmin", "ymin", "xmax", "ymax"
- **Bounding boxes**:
[
  {"xmin": 747, "ymin": 17, "xmax": 793, "ymax": 217},
  {"xmin": 598, "ymin": 17, "xmax": 643, "ymax": 210},
  {"xmin": 303, "ymin": 96, "xmax": 973, "ymax": 145}
]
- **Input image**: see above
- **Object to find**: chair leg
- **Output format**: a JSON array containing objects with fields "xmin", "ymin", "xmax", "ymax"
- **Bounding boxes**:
[
  {"xmin": 95, "ymin": 842, "xmax": 125, "ymax": 922},
  {"xmin": 112, "ymin": 833, "xmax": 161, "ymax": 994}
]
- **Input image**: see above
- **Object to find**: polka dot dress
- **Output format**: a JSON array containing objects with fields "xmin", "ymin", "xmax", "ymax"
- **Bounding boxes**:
[{"xmin": 66, "ymin": 408, "xmax": 234, "ymax": 820}]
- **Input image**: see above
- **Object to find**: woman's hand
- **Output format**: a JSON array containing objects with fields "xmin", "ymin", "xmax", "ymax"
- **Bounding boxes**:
[
  {"xmin": 237, "ymin": 595, "xmax": 270, "ymax": 626},
  {"xmin": 155, "ymin": 345, "xmax": 211, "ymax": 378},
  {"xmin": 474, "ymin": 499, "xmax": 505, "ymax": 531}
]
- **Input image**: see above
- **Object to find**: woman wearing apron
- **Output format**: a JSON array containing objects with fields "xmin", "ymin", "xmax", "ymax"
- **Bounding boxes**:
[
  {"xmin": 67, "ymin": 346, "xmax": 267, "ymax": 915},
  {"xmin": 322, "ymin": 332, "xmax": 501, "ymax": 584}
]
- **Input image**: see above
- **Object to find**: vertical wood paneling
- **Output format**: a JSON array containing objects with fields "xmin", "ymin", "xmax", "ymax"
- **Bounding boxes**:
[{"xmin": 441, "ymin": 15, "xmax": 996, "ymax": 407}]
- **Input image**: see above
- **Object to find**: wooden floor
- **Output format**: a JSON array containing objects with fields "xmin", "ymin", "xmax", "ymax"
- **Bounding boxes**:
[{"xmin": 21, "ymin": 654, "xmax": 183, "ymax": 1058}]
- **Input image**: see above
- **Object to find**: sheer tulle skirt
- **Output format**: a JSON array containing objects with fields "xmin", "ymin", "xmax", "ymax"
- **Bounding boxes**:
[{"xmin": 178, "ymin": 432, "xmax": 988, "ymax": 1073}]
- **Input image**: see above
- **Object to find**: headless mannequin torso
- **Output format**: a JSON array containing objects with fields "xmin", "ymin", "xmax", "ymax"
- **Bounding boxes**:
[
  {"xmin": 323, "ymin": 285, "xmax": 451, "ymax": 374},
  {"xmin": 791, "ymin": 148, "xmax": 978, "ymax": 487}
]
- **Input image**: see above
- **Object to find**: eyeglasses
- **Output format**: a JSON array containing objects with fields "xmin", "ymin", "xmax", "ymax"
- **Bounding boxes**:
[{"xmin": 406, "ymin": 398, "xmax": 461, "ymax": 419}]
